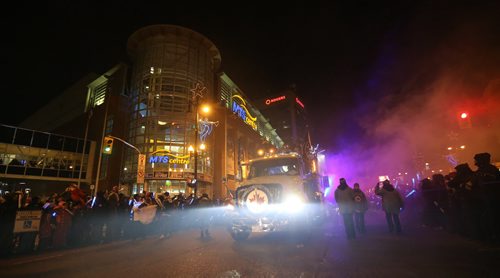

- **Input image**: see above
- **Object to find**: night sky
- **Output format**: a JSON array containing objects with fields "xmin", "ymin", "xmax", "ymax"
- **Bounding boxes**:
[{"xmin": 6, "ymin": 1, "xmax": 500, "ymax": 176}]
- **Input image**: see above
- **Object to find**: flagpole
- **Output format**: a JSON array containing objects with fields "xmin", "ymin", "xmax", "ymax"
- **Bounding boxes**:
[
  {"xmin": 94, "ymin": 78, "xmax": 111, "ymax": 197},
  {"xmin": 77, "ymin": 108, "xmax": 92, "ymax": 189}
]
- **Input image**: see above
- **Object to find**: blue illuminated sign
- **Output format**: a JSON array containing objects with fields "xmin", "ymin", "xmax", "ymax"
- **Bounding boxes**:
[
  {"xmin": 149, "ymin": 156, "xmax": 170, "ymax": 164},
  {"xmin": 231, "ymin": 95, "xmax": 257, "ymax": 130}
]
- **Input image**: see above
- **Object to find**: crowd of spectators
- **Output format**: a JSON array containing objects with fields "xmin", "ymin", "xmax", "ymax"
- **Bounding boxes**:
[
  {"xmin": 0, "ymin": 184, "xmax": 229, "ymax": 257},
  {"xmin": 416, "ymin": 152, "xmax": 500, "ymax": 243},
  {"xmin": 1, "ymin": 152, "xmax": 498, "ymax": 257},
  {"xmin": 332, "ymin": 152, "xmax": 499, "ymax": 245}
]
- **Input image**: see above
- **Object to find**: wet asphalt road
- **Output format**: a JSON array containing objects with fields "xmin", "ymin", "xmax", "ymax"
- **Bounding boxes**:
[{"xmin": 1, "ymin": 210, "xmax": 498, "ymax": 278}]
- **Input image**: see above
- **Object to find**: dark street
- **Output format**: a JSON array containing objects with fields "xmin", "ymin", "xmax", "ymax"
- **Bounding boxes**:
[{"xmin": 1, "ymin": 209, "xmax": 498, "ymax": 278}]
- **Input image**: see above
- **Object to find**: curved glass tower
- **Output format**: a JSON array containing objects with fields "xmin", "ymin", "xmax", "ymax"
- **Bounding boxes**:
[{"xmin": 125, "ymin": 25, "xmax": 221, "ymax": 193}]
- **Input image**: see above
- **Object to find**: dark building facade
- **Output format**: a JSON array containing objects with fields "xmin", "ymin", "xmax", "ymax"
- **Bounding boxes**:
[
  {"xmin": 20, "ymin": 64, "xmax": 130, "ymax": 194},
  {"xmin": 255, "ymin": 87, "xmax": 311, "ymax": 154},
  {"xmin": 12, "ymin": 25, "xmax": 283, "ymax": 198}
]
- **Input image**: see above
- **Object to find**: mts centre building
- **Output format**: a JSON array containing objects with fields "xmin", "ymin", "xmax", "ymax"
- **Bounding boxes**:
[{"xmin": 12, "ymin": 25, "xmax": 284, "ymax": 198}]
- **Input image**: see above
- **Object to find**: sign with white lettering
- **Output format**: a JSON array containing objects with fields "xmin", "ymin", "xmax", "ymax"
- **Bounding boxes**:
[
  {"xmin": 154, "ymin": 172, "xmax": 169, "ymax": 178},
  {"xmin": 13, "ymin": 210, "xmax": 42, "ymax": 233}
]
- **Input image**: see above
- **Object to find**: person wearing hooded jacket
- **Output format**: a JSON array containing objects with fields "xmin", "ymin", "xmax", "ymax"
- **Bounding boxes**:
[
  {"xmin": 353, "ymin": 183, "xmax": 368, "ymax": 234},
  {"xmin": 375, "ymin": 180, "xmax": 404, "ymax": 234},
  {"xmin": 334, "ymin": 178, "xmax": 356, "ymax": 239}
]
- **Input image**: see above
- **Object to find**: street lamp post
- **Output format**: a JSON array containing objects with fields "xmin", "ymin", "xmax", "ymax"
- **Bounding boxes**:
[
  {"xmin": 194, "ymin": 107, "xmax": 199, "ymax": 197},
  {"xmin": 190, "ymin": 84, "xmax": 205, "ymax": 197},
  {"xmin": 190, "ymin": 83, "xmax": 217, "ymax": 197}
]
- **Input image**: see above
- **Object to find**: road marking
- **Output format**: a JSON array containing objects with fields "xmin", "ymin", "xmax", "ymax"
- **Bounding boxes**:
[{"xmin": 8, "ymin": 253, "xmax": 65, "ymax": 266}]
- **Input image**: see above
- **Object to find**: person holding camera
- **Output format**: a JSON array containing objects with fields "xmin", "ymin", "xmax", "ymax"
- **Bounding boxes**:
[{"xmin": 375, "ymin": 180, "xmax": 404, "ymax": 234}]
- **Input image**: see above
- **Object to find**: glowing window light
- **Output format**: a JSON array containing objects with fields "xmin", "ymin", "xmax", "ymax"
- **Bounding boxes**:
[{"xmin": 460, "ymin": 112, "xmax": 468, "ymax": 119}]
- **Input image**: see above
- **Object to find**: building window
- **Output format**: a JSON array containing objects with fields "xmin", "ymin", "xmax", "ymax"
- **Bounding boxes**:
[{"xmin": 92, "ymin": 82, "xmax": 108, "ymax": 107}]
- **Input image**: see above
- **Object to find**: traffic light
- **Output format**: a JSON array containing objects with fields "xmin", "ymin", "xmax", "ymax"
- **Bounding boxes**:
[
  {"xmin": 103, "ymin": 136, "xmax": 114, "ymax": 154},
  {"xmin": 458, "ymin": 112, "xmax": 472, "ymax": 129}
]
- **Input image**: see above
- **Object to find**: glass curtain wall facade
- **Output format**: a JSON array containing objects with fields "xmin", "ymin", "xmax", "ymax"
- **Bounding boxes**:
[
  {"xmin": 0, "ymin": 124, "xmax": 95, "ymax": 193},
  {"xmin": 125, "ymin": 25, "xmax": 221, "ymax": 194}
]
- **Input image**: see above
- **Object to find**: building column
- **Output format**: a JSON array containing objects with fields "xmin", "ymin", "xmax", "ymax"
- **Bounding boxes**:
[{"xmin": 213, "ymin": 106, "xmax": 227, "ymax": 199}]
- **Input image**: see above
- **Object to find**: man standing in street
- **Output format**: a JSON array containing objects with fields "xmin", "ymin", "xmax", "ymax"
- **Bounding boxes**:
[
  {"xmin": 197, "ymin": 193, "xmax": 212, "ymax": 238},
  {"xmin": 335, "ymin": 178, "xmax": 356, "ymax": 239},
  {"xmin": 375, "ymin": 180, "xmax": 404, "ymax": 234},
  {"xmin": 353, "ymin": 183, "xmax": 369, "ymax": 234}
]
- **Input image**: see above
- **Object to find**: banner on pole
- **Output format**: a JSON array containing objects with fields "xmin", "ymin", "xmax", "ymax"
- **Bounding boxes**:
[{"xmin": 137, "ymin": 154, "xmax": 146, "ymax": 184}]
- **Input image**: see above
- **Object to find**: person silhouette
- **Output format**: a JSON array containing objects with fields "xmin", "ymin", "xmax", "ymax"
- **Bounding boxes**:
[
  {"xmin": 334, "ymin": 178, "xmax": 356, "ymax": 239},
  {"xmin": 375, "ymin": 180, "xmax": 404, "ymax": 234}
]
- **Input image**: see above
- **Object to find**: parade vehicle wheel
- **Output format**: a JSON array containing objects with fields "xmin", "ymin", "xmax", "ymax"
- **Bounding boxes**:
[{"xmin": 230, "ymin": 230, "xmax": 250, "ymax": 241}]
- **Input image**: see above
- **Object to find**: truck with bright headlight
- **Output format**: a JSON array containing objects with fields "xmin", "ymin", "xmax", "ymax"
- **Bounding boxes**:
[{"xmin": 227, "ymin": 152, "xmax": 326, "ymax": 241}]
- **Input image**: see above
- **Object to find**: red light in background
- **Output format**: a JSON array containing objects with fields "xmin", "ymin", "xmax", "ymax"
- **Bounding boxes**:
[
  {"xmin": 458, "ymin": 112, "xmax": 472, "ymax": 129},
  {"xmin": 295, "ymin": 97, "xmax": 305, "ymax": 108},
  {"xmin": 265, "ymin": 95, "xmax": 286, "ymax": 105}
]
